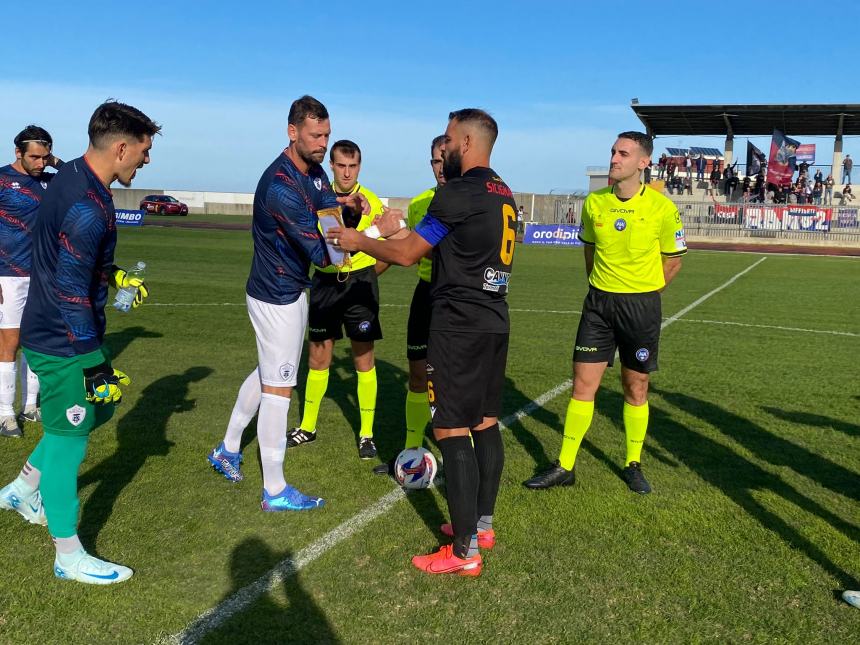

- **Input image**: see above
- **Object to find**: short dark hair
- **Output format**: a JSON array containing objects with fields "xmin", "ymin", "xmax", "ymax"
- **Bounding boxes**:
[
  {"xmin": 88, "ymin": 100, "xmax": 161, "ymax": 149},
  {"xmin": 431, "ymin": 134, "xmax": 445, "ymax": 155},
  {"xmin": 14, "ymin": 125, "xmax": 53, "ymax": 153},
  {"xmin": 448, "ymin": 108, "xmax": 498, "ymax": 146},
  {"xmin": 617, "ymin": 131, "xmax": 653, "ymax": 156},
  {"xmin": 330, "ymin": 139, "xmax": 361, "ymax": 163},
  {"xmin": 288, "ymin": 95, "xmax": 329, "ymax": 126}
]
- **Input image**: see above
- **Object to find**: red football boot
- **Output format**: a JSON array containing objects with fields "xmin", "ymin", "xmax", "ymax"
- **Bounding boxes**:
[{"xmin": 411, "ymin": 544, "xmax": 482, "ymax": 577}]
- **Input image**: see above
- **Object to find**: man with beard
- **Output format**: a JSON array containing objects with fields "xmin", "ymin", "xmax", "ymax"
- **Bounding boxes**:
[
  {"xmin": 0, "ymin": 126, "xmax": 64, "ymax": 438},
  {"xmin": 523, "ymin": 131, "xmax": 686, "ymax": 495},
  {"xmin": 207, "ymin": 96, "xmax": 390, "ymax": 511},
  {"xmin": 0, "ymin": 100, "xmax": 157, "ymax": 584},
  {"xmin": 328, "ymin": 109, "xmax": 515, "ymax": 576}
]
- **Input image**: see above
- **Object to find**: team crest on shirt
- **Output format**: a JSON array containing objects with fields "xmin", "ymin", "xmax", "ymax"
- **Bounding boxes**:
[
  {"xmin": 635, "ymin": 348, "xmax": 650, "ymax": 362},
  {"xmin": 40, "ymin": 181, "xmax": 48, "ymax": 189},
  {"xmin": 279, "ymin": 362, "xmax": 295, "ymax": 381},
  {"xmin": 614, "ymin": 218, "xmax": 627, "ymax": 231},
  {"xmin": 11, "ymin": 182, "xmax": 20, "ymax": 190},
  {"xmin": 313, "ymin": 177, "xmax": 322, "ymax": 190},
  {"xmin": 66, "ymin": 405, "xmax": 86, "ymax": 427}
]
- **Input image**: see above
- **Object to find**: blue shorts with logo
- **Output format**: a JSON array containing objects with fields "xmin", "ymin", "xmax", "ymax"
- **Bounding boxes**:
[{"xmin": 573, "ymin": 287, "xmax": 661, "ymax": 374}]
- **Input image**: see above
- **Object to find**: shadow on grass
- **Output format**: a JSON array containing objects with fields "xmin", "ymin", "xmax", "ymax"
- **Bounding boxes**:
[
  {"xmin": 200, "ymin": 537, "xmax": 339, "ymax": 645},
  {"xmin": 502, "ymin": 375, "xmax": 564, "ymax": 472},
  {"xmin": 102, "ymin": 325, "xmax": 163, "ymax": 362},
  {"xmin": 761, "ymin": 406, "xmax": 860, "ymax": 439},
  {"xmin": 78, "ymin": 366, "xmax": 212, "ymax": 546},
  {"xmin": 647, "ymin": 388, "xmax": 859, "ymax": 589}
]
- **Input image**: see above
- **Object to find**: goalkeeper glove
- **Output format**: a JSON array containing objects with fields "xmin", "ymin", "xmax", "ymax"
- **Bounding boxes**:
[
  {"xmin": 110, "ymin": 265, "xmax": 149, "ymax": 308},
  {"xmin": 84, "ymin": 363, "xmax": 131, "ymax": 405}
]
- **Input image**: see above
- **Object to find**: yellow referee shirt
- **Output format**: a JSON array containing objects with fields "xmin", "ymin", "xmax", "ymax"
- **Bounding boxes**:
[
  {"xmin": 315, "ymin": 183, "xmax": 384, "ymax": 273},
  {"xmin": 407, "ymin": 187, "xmax": 436, "ymax": 282},
  {"xmin": 579, "ymin": 184, "xmax": 687, "ymax": 293}
]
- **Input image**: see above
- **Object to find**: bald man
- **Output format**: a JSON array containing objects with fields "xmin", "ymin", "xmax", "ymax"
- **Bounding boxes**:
[{"xmin": 327, "ymin": 108, "xmax": 516, "ymax": 577}]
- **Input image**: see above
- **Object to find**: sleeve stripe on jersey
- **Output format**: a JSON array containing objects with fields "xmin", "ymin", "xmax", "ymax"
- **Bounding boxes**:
[
  {"xmin": 661, "ymin": 249, "xmax": 687, "ymax": 257},
  {"xmin": 578, "ymin": 235, "xmax": 595, "ymax": 245},
  {"xmin": 415, "ymin": 214, "xmax": 450, "ymax": 247}
]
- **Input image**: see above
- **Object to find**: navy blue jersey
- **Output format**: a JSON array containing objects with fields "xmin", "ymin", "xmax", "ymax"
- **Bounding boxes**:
[
  {"xmin": 21, "ymin": 157, "xmax": 116, "ymax": 358},
  {"xmin": 245, "ymin": 151, "xmax": 337, "ymax": 305},
  {"xmin": 0, "ymin": 164, "xmax": 55, "ymax": 276}
]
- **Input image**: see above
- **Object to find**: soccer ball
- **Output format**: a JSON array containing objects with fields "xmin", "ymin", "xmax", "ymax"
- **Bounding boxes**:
[{"xmin": 394, "ymin": 448, "xmax": 438, "ymax": 490}]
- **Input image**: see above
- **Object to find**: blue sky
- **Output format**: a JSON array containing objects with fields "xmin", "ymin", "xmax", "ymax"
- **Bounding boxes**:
[{"xmin": 1, "ymin": 1, "xmax": 856, "ymax": 196}]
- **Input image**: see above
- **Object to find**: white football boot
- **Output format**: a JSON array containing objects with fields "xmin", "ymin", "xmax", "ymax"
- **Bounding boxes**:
[
  {"xmin": 0, "ymin": 478, "xmax": 47, "ymax": 525},
  {"xmin": 53, "ymin": 549, "xmax": 133, "ymax": 585}
]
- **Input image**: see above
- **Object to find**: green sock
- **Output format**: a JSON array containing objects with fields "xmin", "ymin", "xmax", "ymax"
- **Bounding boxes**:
[
  {"xmin": 39, "ymin": 433, "xmax": 89, "ymax": 538},
  {"xmin": 404, "ymin": 389, "xmax": 430, "ymax": 449},
  {"xmin": 299, "ymin": 368, "xmax": 329, "ymax": 432},
  {"xmin": 356, "ymin": 367, "xmax": 377, "ymax": 439},
  {"xmin": 558, "ymin": 398, "xmax": 594, "ymax": 470},
  {"xmin": 623, "ymin": 401, "xmax": 649, "ymax": 465}
]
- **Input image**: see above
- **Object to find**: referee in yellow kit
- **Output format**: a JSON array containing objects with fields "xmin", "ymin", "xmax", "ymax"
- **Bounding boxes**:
[{"xmin": 524, "ymin": 131, "xmax": 686, "ymax": 494}]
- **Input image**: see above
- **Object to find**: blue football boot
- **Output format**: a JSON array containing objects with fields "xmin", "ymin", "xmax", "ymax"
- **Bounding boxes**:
[
  {"xmin": 261, "ymin": 484, "xmax": 324, "ymax": 511},
  {"xmin": 207, "ymin": 442, "xmax": 244, "ymax": 482}
]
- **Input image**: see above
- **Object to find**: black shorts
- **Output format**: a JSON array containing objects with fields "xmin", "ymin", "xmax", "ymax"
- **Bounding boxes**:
[
  {"xmin": 426, "ymin": 330, "xmax": 508, "ymax": 429},
  {"xmin": 573, "ymin": 287, "xmax": 661, "ymax": 373},
  {"xmin": 308, "ymin": 267, "xmax": 382, "ymax": 342},
  {"xmin": 406, "ymin": 280, "xmax": 431, "ymax": 361}
]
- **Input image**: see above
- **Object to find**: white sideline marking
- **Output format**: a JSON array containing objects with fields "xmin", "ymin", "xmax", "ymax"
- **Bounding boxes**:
[{"xmin": 161, "ymin": 256, "xmax": 766, "ymax": 645}]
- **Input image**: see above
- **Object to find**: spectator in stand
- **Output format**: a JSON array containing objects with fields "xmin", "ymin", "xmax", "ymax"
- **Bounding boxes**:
[
  {"xmin": 695, "ymin": 154, "xmax": 706, "ymax": 181},
  {"xmin": 742, "ymin": 175, "xmax": 751, "ymax": 201},
  {"xmin": 798, "ymin": 160, "xmax": 809, "ymax": 179},
  {"xmin": 657, "ymin": 153, "xmax": 667, "ymax": 180},
  {"xmin": 843, "ymin": 155, "xmax": 852, "ymax": 184},
  {"xmin": 804, "ymin": 181, "xmax": 813, "ymax": 205},
  {"xmin": 709, "ymin": 165, "xmax": 722, "ymax": 196},
  {"xmin": 824, "ymin": 174, "xmax": 835, "ymax": 205},
  {"xmin": 812, "ymin": 180, "xmax": 822, "ymax": 205},
  {"xmin": 765, "ymin": 187, "xmax": 775, "ymax": 204},
  {"xmin": 841, "ymin": 183, "xmax": 854, "ymax": 204},
  {"xmin": 813, "ymin": 168, "xmax": 823, "ymax": 185},
  {"xmin": 643, "ymin": 162, "xmax": 652, "ymax": 184},
  {"xmin": 666, "ymin": 158, "xmax": 676, "ymax": 183},
  {"xmin": 684, "ymin": 153, "xmax": 692, "ymax": 179},
  {"xmin": 723, "ymin": 161, "xmax": 739, "ymax": 198},
  {"xmin": 753, "ymin": 172, "xmax": 765, "ymax": 203},
  {"xmin": 683, "ymin": 176, "xmax": 692, "ymax": 195}
]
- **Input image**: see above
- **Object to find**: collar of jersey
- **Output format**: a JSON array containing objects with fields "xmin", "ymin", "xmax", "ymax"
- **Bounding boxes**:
[{"xmin": 610, "ymin": 182, "xmax": 646, "ymax": 204}]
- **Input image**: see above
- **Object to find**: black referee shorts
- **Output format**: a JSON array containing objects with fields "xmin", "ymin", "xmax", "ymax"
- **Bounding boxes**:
[
  {"xmin": 573, "ymin": 287, "xmax": 662, "ymax": 374},
  {"xmin": 308, "ymin": 267, "xmax": 383, "ymax": 343},
  {"xmin": 406, "ymin": 279, "xmax": 431, "ymax": 361},
  {"xmin": 426, "ymin": 330, "xmax": 509, "ymax": 429}
]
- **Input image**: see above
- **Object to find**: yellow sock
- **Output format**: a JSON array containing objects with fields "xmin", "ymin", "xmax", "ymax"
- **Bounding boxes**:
[
  {"xmin": 558, "ymin": 398, "xmax": 594, "ymax": 470},
  {"xmin": 404, "ymin": 389, "xmax": 430, "ymax": 449},
  {"xmin": 623, "ymin": 400, "xmax": 649, "ymax": 465},
  {"xmin": 357, "ymin": 367, "xmax": 377, "ymax": 438},
  {"xmin": 299, "ymin": 368, "xmax": 329, "ymax": 432}
]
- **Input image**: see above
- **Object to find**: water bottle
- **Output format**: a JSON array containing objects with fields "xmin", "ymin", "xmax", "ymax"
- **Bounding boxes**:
[{"xmin": 113, "ymin": 261, "xmax": 146, "ymax": 312}]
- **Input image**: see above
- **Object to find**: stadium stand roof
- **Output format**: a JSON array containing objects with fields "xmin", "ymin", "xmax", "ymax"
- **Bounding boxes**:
[
  {"xmin": 666, "ymin": 147, "xmax": 723, "ymax": 158},
  {"xmin": 631, "ymin": 103, "xmax": 860, "ymax": 137}
]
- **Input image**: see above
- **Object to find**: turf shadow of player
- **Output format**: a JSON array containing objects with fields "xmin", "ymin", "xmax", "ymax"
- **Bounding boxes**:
[
  {"xmin": 655, "ymin": 389, "xmax": 860, "ymax": 503},
  {"xmin": 77, "ymin": 366, "xmax": 212, "ymax": 546},
  {"xmin": 500, "ymin": 375, "xmax": 564, "ymax": 470},
  {"xmin": 200, "ymin": 536, "xmax": 339, "ymax": 645},
  {"xmin": 102, "ymin": 325, "xmax": 163, "ymax": 362},
  {"xmin": 761, "ymin": 406, "xmax": 860, "ymax": 439},
  {"xmin": 643, "ymin": 388, "xmax": 859, "ymax": 589}
]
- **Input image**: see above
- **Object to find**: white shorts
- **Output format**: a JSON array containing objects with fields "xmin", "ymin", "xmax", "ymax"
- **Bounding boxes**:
[
  {"xmin": 246, "ymin": 292, "xmax": 308, "ymax": 387},
  {"xmin": 0, "ymin": 277, "xmax": 30, "ymax": 329}
]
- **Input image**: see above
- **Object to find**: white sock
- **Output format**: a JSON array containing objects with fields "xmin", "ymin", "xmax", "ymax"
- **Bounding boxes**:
[
  {"xmin": 18, "ymin": 353, "xmax": 39, "ymax": 407},
  {"xmin": 53, "ymin": 534, "xmax": 84, "ymax": 557},
  {"xmin": 223, "ymin": 368, "xmax": 262, "ymax": 453},
  {"xmin": 257, "ymin": 392, "xmax": 290, "ymax": 495},
  {"xmin": 18, "ymin": 460, "xmax": 40, "ymax": 491},
  {"xmin": 0, "ymin": 361, "xmax": 16, "ymax": 416}
]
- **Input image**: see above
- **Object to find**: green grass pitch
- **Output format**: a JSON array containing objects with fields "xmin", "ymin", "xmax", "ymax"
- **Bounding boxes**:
[{"xmin": 0, "ymin": 223, "xmax": 857, "ymax": 643}]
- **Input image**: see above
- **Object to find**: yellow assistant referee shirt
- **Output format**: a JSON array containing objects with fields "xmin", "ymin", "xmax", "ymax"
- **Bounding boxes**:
[
  {"xmin": 407, "ymin": 187, "xmax": 436, "ymax": 283},
  {"xmin": 578, "ymin": 184, "xmax": 687, "ymax": 293},
  {"xmin": 315, "ymin": 183, "xmax": 384, "ymax": 273}
]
